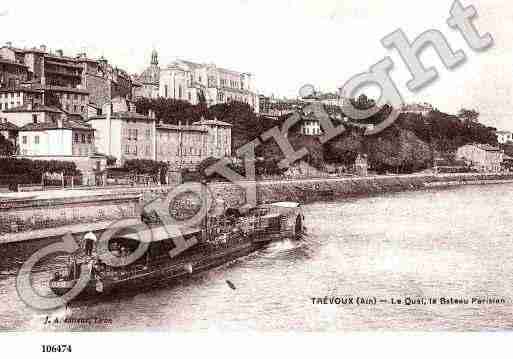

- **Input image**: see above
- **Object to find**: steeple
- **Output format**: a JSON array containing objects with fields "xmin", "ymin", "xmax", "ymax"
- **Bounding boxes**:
[{"xmin": 151, "ymin": 49, "xmax": 158, "ymax": 66}]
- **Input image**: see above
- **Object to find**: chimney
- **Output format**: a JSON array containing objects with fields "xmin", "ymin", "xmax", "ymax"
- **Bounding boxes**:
[
  {"xmin": 40, "ymin": 44, "xmax": 47, "ymax": 52},
  {"xmin": 56, "ymin": 49, "xmax": 63, "ymax": 57},
  {"xmin": 5, "ymin": 41, "xmax": 12, "ymax": 48}
]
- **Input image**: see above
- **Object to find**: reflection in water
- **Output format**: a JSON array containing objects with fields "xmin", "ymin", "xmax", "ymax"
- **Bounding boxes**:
[{"xmin": 1, "ymin": 184, "xmax": 513, "ymax": 331}]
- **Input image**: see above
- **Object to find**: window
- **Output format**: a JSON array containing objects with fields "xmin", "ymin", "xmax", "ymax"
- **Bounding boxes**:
[
  {"xmin": 32, "ymin": 114, "xmax": 37, "ymax": 124},
  {"xmin": 22, "ymin": 136, "xmax": 27, "ymax": 144},
  {"xmin": 133, "ymin": 145, "xmax": 138, "ymax": 155},
  {"xmin": 164, "ymin": 85, "xmax": 168, "ymax": 98},
  {"xmin": 74, "ymin": 133, "xmax": 79, "ymax": 143},
  {"xmin": 34, "ymin": 135, "xmax": 39, "ymax": 144},
  {"xmin": 81, "ymin": 134, "xmax": 85, "ymax": 143},
  {"xmin": 125, "ymin": 144, "xmax": 130, "ymax": 155},
  {"xmin": 133, "ymin": 129, "xmax": 138, "ymax": 141},
  {"xmin": 87, "ymin": 134, "xmax": 92, "ymax": 143},
  {"xmin": 145, "ymin": 129, "xmax": 151, "ymax": 139}
]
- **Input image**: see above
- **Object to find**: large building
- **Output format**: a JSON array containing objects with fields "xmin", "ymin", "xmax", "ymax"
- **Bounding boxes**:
[
  {"xmin": 2, "ymin": 102, "xmax": 105, "ymax": 180},
  {"xmin": 0, "ymin": 55, "xmax": 29, "ymax": 89},
  {"xmin": 496, "ymin": 130, "xmax": 513, "ymax": 144},
  {"xmin": 88, "ymin": 97, "xmax": 232, "ymax": 168},
  {"xmin": 134, "ymin": 54, "xmax": 259, "ymax": 112},
  {"xmin": 0, "ymin": 42, "xmax": 136, "ymax": 118},
  {"xmin": 456, "ymin": 143, "xmax": 504, "ymax": 172},
  {"xmin": 155, "ymin": 123, "xmax": 209, "ymax": 169},
  {"xmin": 87, "ymin": 97, "xmax": 156, "ymax": 166},
  {"xmin": 133, "ymin": 50, "xmax": 160, "ymax": 99},
  {"xmin": 156, "ymin": 118, "xmax": 231, "ymax": 169}
]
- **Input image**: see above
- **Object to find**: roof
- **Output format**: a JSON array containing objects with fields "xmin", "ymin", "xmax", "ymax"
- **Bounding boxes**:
[
  {"xmin": 3, "ymin": 103, "xmax": 63, "ymax": 114},
  {"xmin": 0, "ymin": 120, "xmax": 18, "ymax": 130},
  {"xmin": 19, "ymin": 119, "xmax": 94, "ymax": 132},
  {"xmin": 0, "ymin": 57, "xmax": 27, "ymax": 68},
  {"xmin": 88, "ymin": 112, "xmax": 153, "ymax": 121},
  {"xmin": 462, "ymin": 143, "xmax": 502, "ymax": 152},
  {"xmin": 496, "ymin": 131, "xmax": 512, "ymax": 135},
  {"xmin": 0, "ymin": 87, "xmax": 43, "ymax": 93},
  {"xmin": 193, "ymin": 118, "xmax": 232, "ymax": 127},
  {"xmin": 157, "ymin": 124, "xmax": 207, "ymax": 132}
]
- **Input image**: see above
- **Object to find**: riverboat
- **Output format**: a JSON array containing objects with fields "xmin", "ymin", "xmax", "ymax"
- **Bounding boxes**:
[{"xmin": 49, "ymin": 202, "xmax": 305, "ymax": 300}]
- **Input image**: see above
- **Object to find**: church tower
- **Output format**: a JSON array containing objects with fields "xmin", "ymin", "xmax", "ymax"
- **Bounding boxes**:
[{"xmin": 151, "ymin": 49, "xmax": 158, "ymax": 66}]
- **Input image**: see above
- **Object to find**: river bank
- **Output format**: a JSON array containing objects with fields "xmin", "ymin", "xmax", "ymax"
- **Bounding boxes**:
[{"xmin": 1, "ymin": 172, "xmax": 513, "ymax": 244}]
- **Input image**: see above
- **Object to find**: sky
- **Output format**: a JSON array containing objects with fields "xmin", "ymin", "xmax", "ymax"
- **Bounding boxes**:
[{"xmin": 0, "ymin": 0, "xmax": 511, "ymax": 129}]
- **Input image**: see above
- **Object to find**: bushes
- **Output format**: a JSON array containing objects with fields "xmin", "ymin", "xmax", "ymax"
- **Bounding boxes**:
[
  {"xmin": 123, "ymin": 159, "xmax": 168, "ymax": 175},
  {"xmin": 0, "ymin": 158, "xmax": 80, "ymax": 185}
]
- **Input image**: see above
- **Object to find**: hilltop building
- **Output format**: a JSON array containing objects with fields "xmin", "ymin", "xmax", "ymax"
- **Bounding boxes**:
[
  {"xmin": 496, "ymin": 130, "xmax": 513, "ymax": 144},
  {"xmin": 0, "ymin": 42, "xmax": 136, "ymax": 118},
  {"xmin": 159, "ymin": 59, "xmax": 257, "ymax": 110},
  {"xmin": 133, "ymin": 50, "xmax": 160, "ymax": 99}
]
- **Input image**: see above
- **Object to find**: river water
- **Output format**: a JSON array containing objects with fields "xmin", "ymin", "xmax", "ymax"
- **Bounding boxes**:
[{"xmin": 1, "ymin": 183, "xmax": 513, "ymax": 331}]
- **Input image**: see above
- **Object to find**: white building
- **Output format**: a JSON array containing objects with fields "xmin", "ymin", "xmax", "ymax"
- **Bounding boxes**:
[
  {"xmin": 496, "ymin": 131, "xmax": 513, "ymax": 144},
  {"xmin": 456, "ymin": 143, "xmax": 504, "ymax": 173},
  {"xmin": 159, "ymin": 59, "xmax": 259, "ymax": 112}
]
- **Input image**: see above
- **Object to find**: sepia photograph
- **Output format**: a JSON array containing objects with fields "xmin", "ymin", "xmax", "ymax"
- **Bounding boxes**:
[{"xmin": 0, "ymin": 0, "xmax": 512, "ymax": 356}]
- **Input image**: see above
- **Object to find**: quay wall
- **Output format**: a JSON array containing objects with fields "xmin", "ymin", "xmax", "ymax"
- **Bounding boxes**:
[
  {"xmin": 1, "ymin": 173, "xmax": 513, "ymax": 243},
  {"xmin": 0, "ymin": 193, "xmax": 140, "ymax": 238},
  {"xmin": 207, "ymin": 173, "xmax": 513, "ymax": 208}
]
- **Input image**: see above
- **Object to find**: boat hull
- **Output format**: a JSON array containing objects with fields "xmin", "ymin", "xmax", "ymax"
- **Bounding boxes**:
[{"xmin": 50, "ymin": 239, "xmax": 269, "ymax": 302}]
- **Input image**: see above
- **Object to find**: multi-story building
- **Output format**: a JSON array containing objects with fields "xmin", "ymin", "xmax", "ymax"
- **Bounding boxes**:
[
  {"xmin": 0, "ymin": 55, "xmax": 29, "ymax": 89},
  {"xmin": 401, "ymin": 102, "xmax": 435, "ymax": 115},
  {"xmin": 18, "ymin": 115, "xmax": 94, "ymax": 157},
  {"xmin": 10, "ymin": 105, "xmax": 105, "ymax": 180},
  {"xmin": 193, "ymin": 118, "xmax": 232, "ymax": 158},
  {"xmin": 0, "ymin": 87, "xmax": 43, "ymax": 111},
  {"xmin": 133, "ymin": 50, "xmax": 160, "ymax": 99},
  {"xmin": 2, "ymin": 102, "xmax": 64, "ymax": 128},
  {"xmin": 0, "ymin": 84, "xmax": 89, "ymax": 117},
  {"xmin": 158, "ymin": 59, "xmax": 259, "ymax": 112},
  {"xmin": 77, "ymin": 54, "xmax": 135, "ymax": 109},
  {"xmin": 156, "ymin": 123, "xmax": 208, "ymax": 169},
  {"xmin": 0, "ymin": 44, "xmax": 83, "ymax": 88},
  {"xmin": 456, "ymin": 143, "xmax": 504, "ymax": 172},
  {"xmin": 496, "ymin": 131, "xmax": 513, "ymax": 144},
  {"xmin": 0, "ymin": 42, "xmax": 135, "ymax": 119},
  {"xmin": 87, "ymin": 97, "xmax": 156, "ymax": 166},
  {"xmin": 259, "ymin": 95, "xmax": 303, "ymax": 118},
  {"xmin": 155, "ymin": 118, "xmax": 231, "ymax": 169}
]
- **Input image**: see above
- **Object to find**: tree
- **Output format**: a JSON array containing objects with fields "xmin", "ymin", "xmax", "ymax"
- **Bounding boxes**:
[
  {"xmin": 0, "ymin": 134, "xmax": 15, "ymax": 156},
  {"xmin": 458, "ymin": 108, "xmax": 480, "ymax": 123}
]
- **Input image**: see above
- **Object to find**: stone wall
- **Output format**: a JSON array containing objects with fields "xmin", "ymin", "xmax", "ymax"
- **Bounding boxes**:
[
  {"xmin": 0, "ymin": 193, "xmax": 140, "ymax": 236},
  {"xmin": 2, "ymin": 172, "xmax": 513, "ymax": 242}
]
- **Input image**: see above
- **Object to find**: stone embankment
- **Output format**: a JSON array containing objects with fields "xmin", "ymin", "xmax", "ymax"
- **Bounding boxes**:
[{"xmin": 1, "ymin": 173, "xmax": 512, "ymax": 244}]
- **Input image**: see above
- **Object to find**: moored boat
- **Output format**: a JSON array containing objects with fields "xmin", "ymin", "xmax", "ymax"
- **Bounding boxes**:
[{"xmin": 49, "ymin": 202, "xmax": 305, "ymax": 301}]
